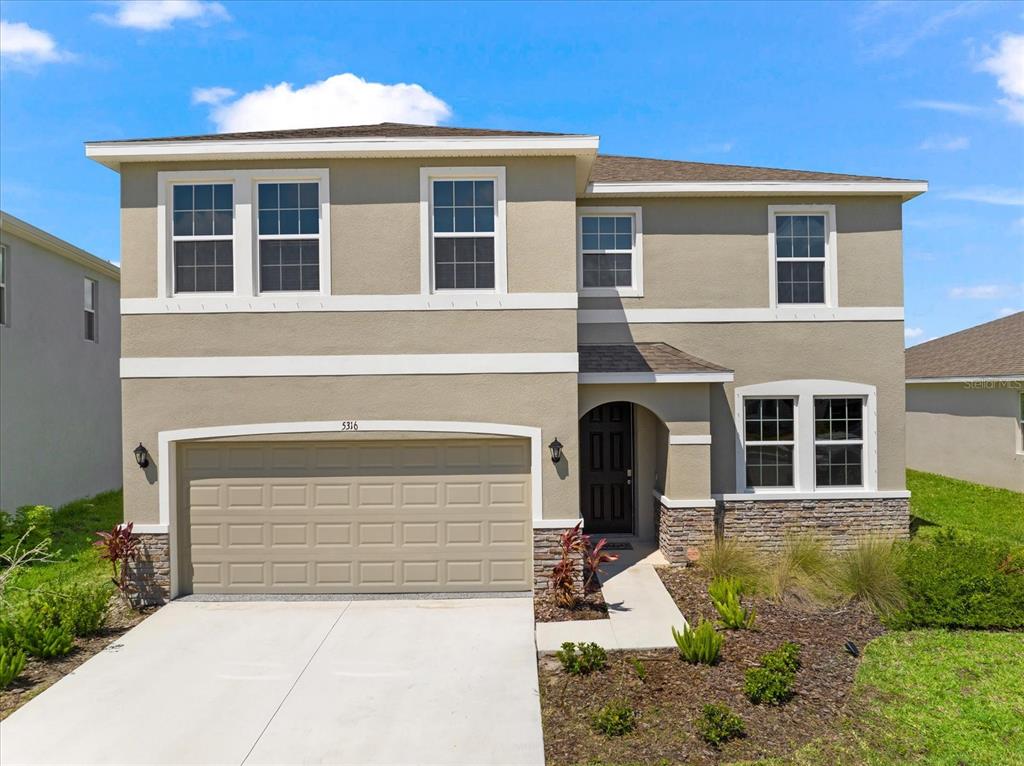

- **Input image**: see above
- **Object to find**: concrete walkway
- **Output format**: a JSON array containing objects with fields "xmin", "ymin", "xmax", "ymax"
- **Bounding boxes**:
[
  {"xmin": 535, "ymin": 543, "xmax": 688, "ymax": 651},
  {"xmin": 1, "ymin": 598, "xmax": 544, "ymax": 765}
]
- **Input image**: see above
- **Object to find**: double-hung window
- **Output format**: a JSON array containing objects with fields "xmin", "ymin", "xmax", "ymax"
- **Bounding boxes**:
[
  {"xmin": 172, "ymin": 183, "xmax": 234, "ymax": 293},
  {"xmin": 578, "ymin": 207, "xmax": 643, "ymax": 297},
  {"xmin": 257, "ymin": 182, "xmax": 321, "ymax": 292},
  {"xmin": 84, "ymin": 277, "xmax": 98, "ymax": 341},
  {"xmin": 814, "ymin": 397, "xmax": 864, "ymax": 487},
  {"xmin": 770, "ymin": 206, "xmax": 835, "ymax": 306},
  {"xmin": 744, "ymin": 398, "xmax": 796, "ymax": 488}
]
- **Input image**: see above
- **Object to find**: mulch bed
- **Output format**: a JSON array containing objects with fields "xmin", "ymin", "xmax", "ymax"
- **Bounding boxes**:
[
  {"xmin": 0, "ymin": 598, "xmax": 158, "ymax": 721},
  {"xmin": 535, "ymin": 585, "xmax": 609, "ymax": 622},
  {"xmin": 539, "ymin": 565, "xmax": 883, "ymax": 765}
]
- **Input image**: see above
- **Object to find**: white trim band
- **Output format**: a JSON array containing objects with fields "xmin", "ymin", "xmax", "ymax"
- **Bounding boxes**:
[
  {"xmin": 121, "ymin": 292, "xmax": 578, "ymax": 315},
  {"xmin": 578, "ymin": 372, "xmax": 733, "ymax": 384},
  {"xmin": 715, "ymin": 490, "xmax": 910, "ymax": 501},
  {"xmin": 907, "ymin": 375, "xmax": 1024, "ymax": 384},
  {"xmin": 653, "ymin": 491, "xmax": 716, "ymax": 509},
  {"xmin": 121, "ymin": 352, "xmax": 579, "ymax": 379},
  {"xmin": 533, "ymin": 518, "xmax": 585, "ymax": 529},
  {"xmin": 669, "ymin": 434, "xmax": 713, "ymax": 445},
  {"xmin": 585, "ymin": 180, "xmax": 928, "ymax": 199},
  {"xmin": 578, "ymin": 307, "xmax": 904, "ymax": 324}
]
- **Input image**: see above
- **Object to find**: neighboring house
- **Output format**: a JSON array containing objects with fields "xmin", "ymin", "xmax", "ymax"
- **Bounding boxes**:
[
  {"xmin": 84, "ymin": 123, "xmax": 925, "ymax": 602},
  {"xmin": 906, "ymin": 312, "xmax": 1024, "ymax": 492},
  {"xmin": 0, "ymin": 212, "xmax": 122, "ymax": 512}
]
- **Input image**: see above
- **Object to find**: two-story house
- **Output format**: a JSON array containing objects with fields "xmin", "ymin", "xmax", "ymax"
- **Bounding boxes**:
[{"xmin": 84, "ymin": 123, "xmax": 925, "ymax": 602}]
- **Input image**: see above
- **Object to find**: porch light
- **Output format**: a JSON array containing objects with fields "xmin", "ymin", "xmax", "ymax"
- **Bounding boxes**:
[
  {"xmin": 133, "ymin": 443, "xmax": 150, "ymax": 469},
  {"xmin": 548, "ymin": 438, "xmax": 563, "ymax": 464}
]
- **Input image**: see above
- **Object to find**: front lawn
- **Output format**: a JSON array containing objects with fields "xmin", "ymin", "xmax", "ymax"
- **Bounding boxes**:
[{"xmin": 907, "ymin": 469, "xmax": 1024, "ymax": 544}]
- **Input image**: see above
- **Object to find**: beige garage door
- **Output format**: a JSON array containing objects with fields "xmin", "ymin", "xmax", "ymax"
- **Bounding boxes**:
[{"xmin": 180, "ymin": 439, "xmax": 532, "ymax": 594}]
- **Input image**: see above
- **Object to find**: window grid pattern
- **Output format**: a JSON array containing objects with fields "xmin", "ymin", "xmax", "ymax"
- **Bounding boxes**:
[
  {"xmin": 84, "ymin": 278, "xmax": 97, "ymax": 342},
  {"xmin": 744, "ymin": 398, "xmax": 796, "ymax": 488},
  {"xmin": 776, "ymin": 214, "xmax": 826, "ymax": 304},
  {"xmin": 172, "ymin": 183, "xmax": 234, "ymax": 294},
  {"xmin": 257, "ymin": 182, "xmax": 320, "ymax": 293},
  {"xmin": 814, "ymin": 397, "xmax": 864, "ymax": 487},
  {"xmin": 581, "ymin": 216, "xmax": 634, "ymax": 288},
  {"xmin": 431, "ymin": 179, "xmax": 496, "ymax": 290}
]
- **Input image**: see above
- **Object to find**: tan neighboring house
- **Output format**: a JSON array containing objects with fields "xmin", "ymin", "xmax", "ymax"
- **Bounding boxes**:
[
  {"xmin": 84, "ymin": 123, "xmax": 926, "ymax": 602},
  {"xmin": 906, "ymin": 312, "xmax": 1024, "ymax": 492},
  {"xmin": 0, "ymin": 212, "xmax": 122, "ymax": 511}
]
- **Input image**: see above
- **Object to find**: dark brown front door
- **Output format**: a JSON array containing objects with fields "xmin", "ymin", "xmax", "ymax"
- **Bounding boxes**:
[{"xmin": 580, "ymin": 401, "xmax": 634, "ymax": 534}]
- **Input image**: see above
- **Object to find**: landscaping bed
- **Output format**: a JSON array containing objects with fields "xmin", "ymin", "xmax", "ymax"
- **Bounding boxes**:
[
  {"xmin": 0, "ymin": 596, "xmax": 155, "ymax": 720},
  {"xmin": 539, "ymin": 564, "xmax": 882, "ymax": 765},
  {"xmin": 535, "ymin": 585, "xmax": 609, "ymax": 622}
]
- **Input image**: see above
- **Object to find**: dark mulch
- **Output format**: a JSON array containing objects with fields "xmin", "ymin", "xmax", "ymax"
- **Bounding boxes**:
[
  {"xmin": 539, "ymin": 565, "xmax": 883, "ymax": 765},
  {"xmin": 0, "ymin": 598, "xmax": 157, "ymax": 720},
  {"xmin": 535, "ymin": 586, "xmax": 609, "ymax": 622}
]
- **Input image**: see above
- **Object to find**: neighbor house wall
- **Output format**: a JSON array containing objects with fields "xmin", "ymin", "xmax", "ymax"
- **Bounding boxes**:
[
  {"xmin": 907, "ymin": 382, "xmax": 1024, "ymax": 492},
  {"xmin": 0, "ymin": 228, "xmax": 122, "ymax": 510}
]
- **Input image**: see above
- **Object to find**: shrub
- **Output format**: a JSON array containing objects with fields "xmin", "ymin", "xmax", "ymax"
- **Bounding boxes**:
[
  {"xmin": 765, "ymin": 535, "xmax": 837, "ymax": 603},
  {"xmin": 94, "ymin": 522, "xmax": 141, "ymax": 604},
  {"xmin": 549, "ymin": 524, "xmax": 619, "ymax": 607},
  {"xmin": 835, "ymin": 536, "xmax": 905, "ymax": 615},
  {"xmin": 696, "ymin": 703, "xmax": 745, "ymax": 747},
  {"xmin": 6, "ymin": 505, "xmax": 55, "ymax": 551},
  {"xmin": 13, "ymin": 611, "xmax": 74, "ymax": 659},
  {"xmin": 584, "ymin": 537, "xmax": 619, "ymax": 593},
  {"xmin": 671, "ymin": 619, "xmax": 723, "ymax": 665},
  {"xmin": 629, "ymin": 656, "xmax": 647, "ymax": 681},
  {"xmin": 590, "ymin": 699, "xmax": 636, "ymax": 737},
  {"xmin": 761, "ymin": 641, "xmax": 801, "ymax": 674},
  {"xmin": 886, "ymin": 530, "xmax": 1024, "ymax": 630},
  {"xmin": 556, "ymin": 641, "xmax": 608, "ymax": 675},
  {"xmin": 744, "ymin": 642, "xmax": 801, "ymax": 705},
  {"xmin": 32, "ymin": 580, "xmax": 111, "ymax": 637},
  {"xmin": 0, "ymin": 644, "xmax": 26, "ymax": 689},
  {"xmin": 698, "ymin": 538, "xmax": 765, "ymax": 592},
  {"xmin": 708, "ymin": 576, "xmax": 756, "ymax": 629}
]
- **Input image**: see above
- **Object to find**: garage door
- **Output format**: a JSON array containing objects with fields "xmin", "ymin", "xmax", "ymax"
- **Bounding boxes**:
[{"xmin": 180, "ymin": 439, "xmax": 532, "ymax": 594}]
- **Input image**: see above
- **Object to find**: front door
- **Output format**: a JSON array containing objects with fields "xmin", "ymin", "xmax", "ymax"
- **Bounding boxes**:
[{"xmin": 580, "ymin": 401, "xmax": 634, "ymax": 534}]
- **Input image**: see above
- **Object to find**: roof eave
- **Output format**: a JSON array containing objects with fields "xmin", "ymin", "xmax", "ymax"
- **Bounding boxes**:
[
  {"xmin": 584, "ymin": 180, "xmax": 928, "ymax": 201},
  {"xmin": 0, "ymin": 211, "xmax": 119, "ymax": 281}
]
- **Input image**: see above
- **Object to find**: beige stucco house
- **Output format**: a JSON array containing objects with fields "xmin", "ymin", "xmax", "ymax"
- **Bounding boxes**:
[
  {"xmin": 0, "ymin": 212, "xmax": 122, "ymax": 511},
  {"xmin": 906, "ymin": 312, "xmax": 1024, "ymax": 492},
  {"xmin": 84, "ymin": 123, "xmax": 925, "ymax": 602}
]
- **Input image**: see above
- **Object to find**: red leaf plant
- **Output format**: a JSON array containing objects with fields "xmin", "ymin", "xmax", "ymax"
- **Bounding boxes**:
[
  {"xmin": 94, "ymin": 522, "xmax": 141, "ymax": 604},
  {"xmin": 548, "ymin": 522, "xmax": 619, "ymax": 607},
  {"xmin": 583, "ymin": 536, "xmax": 619, "ymax": 593}
]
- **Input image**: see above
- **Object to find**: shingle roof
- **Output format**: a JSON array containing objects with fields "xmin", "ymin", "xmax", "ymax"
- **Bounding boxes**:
[
  {"xmin": 906, "ymin": 312, "xmax": 1024, "ymax": 379},
  {"xmin": 93, "ymin": 122, "xmax": 586, "ymax": 144},
  {"xmin": 591, "ymin": 154, "xmax": 920, "ymax": 184},
  {"xmin": 579, "ymin": 343, "xmax": 731, "ymax": 375}
]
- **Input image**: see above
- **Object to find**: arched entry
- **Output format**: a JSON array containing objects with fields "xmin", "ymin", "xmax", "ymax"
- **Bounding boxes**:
[{"xmin": 579, "ymin": 401, "xmax": 635, "ymax": 533}]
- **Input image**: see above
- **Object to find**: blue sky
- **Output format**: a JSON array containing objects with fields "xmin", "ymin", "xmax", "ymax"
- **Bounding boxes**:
[{"xmin": 1, "ymin": 0, "xmax": 1021, "ymax": 343}]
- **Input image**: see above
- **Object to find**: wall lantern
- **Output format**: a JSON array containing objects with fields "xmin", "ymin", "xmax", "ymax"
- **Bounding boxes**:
[
  {"xmin": 133, "ymin": 443, "xmax": 150, "ymax": 469},
  {"xmin": 548, "ymin": 438, "xmax": 563, "ymax": 464}
]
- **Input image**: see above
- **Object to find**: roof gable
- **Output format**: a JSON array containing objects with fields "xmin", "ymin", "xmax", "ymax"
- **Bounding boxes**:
[{"xmin": 906, "ymin": 312, "xmax": 1024, "ymax": 379}]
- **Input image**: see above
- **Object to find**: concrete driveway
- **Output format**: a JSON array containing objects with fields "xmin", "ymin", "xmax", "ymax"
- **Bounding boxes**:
[{"xmin": 0, "ymin": 597, "xmax": 544, "ymax": 766}]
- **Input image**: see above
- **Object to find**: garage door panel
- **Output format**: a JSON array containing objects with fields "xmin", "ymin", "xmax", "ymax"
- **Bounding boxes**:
[{"xmin": 184, "ymin": 439, "xmax": 531, "ymax": 594}]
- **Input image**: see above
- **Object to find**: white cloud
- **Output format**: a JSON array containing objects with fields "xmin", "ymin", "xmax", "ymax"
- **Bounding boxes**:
[
  {"xmin": 904, "ymin": 326, "xmax": 925, "ymax": 341},
  {"xmin": 96, "ymin": 1, "xmax": 230, "ymax": 31},
  {"xmin": 191, "ymin": 86, "xmax": 235, "ymax": 105},
  {"xmin": 949, "ymin": 284, "xmax": 1017, "ymax": 300},
  {"xmin": 905, "ymin": 99, "xmax": 985, "ymax": 115},
  {"xmin": 917, "ymin": 135, "xmax": 970, "ymax": 151},
  {"xmin": 199, "ymin": 73, "xmax": 452, "ymax": 133},
  {"xmin": 943, "ymin": 187, "xmax": 1024, "ymax": 206},
  {"xmin": 0, "ymin": 19, "xmax": 71, "ymax": 66},
  {"xmin": 979, "ymin": 34, "xmax": 1024, "ymax": 124}
]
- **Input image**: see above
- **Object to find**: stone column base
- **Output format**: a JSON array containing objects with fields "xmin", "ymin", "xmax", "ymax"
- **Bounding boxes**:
[
  {"xmin": 127, "ymin": 533, "xmax": 171, "ymax": 605},
  {"xmin": 656, "ymin": 497, "xmax": 715, "ymax": 564}
]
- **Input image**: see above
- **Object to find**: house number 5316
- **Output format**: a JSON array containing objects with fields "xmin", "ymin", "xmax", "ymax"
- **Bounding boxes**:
[{"xmin": 339, "ymin": 421, "xmax": 359, "ymax": 431}]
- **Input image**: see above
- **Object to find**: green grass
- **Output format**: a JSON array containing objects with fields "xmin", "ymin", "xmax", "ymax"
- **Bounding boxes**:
[
  {"xmin": 907, "ymin": 469, "xmax": 1024, "ymax": 545},
  {"xmin": 4, "ymin": 490, "xmax": 123, "ymax": 594}
]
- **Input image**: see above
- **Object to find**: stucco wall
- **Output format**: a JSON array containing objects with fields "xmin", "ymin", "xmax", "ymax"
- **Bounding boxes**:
[
  {"xmin": 0, "ymin": 229, "xmax": 122, "ymax": 510},
  {"xmin": 907, "ymin": 382, "xmax": 1024, "ymax": 492}
]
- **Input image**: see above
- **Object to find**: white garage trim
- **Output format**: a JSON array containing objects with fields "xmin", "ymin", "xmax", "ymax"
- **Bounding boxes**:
[{"xmin": 153, "ymin": 419, "xmax": 556, "ymax": 597}]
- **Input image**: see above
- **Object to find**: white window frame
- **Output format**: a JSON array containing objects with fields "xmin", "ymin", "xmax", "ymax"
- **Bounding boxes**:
[
  {"xmin": 157, "ymin": 168, "xmax": 331, "ymax": 299},
  {"xmin": 813, "ymin": 395, "xmax": 867, "ymax": 489},
  {"xmin": 419, "ymin": 166, "xmax": 507, "ymax": 295},
  {"xmin": 734, "ymin": 380, "xmax": 878, "ymax": 495},
  {"xmin": 768, "ymin": 204, "xmax": 837, "ymax": 309},
  {"xmin": 84, "ymin": 277, "xmax": 98, "ymax": 342},
  {"xmin": 577, "ymin": 206, "xmax": 644, "ymax": 298},
  {"xmin": 0, "ymin": 242, "xmax": 8, "ymax": 326},
  {"xmin": 742, "ymin": 397, "xmax": 797, "ymax": 489}
]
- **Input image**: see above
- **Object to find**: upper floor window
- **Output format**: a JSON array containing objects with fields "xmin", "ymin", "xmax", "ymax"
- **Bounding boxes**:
[
  {"xmin": 0, "ymin": 243, "xmax": 7, "ymax": 326},
  {"xmin": 420, "ymin": 167, "xmax": 507, "ymax": 294},
  {"xmin": 257, "ymin": 182, "xmax": 320, "ymax": 292},
  {"xmin": 577, "ymin": 207, "xmax": 643, "ymax": 297},
  {"xmin": 172, "ymin": 183, "xmax": 234, "ymax": 293},
  {"xmin": 84, "ymin": 277, "xmax": 98, "ymax": 341},
  {"xmin": 769, "ymin": 205, "xmax": 836, "ymax": 307}
]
